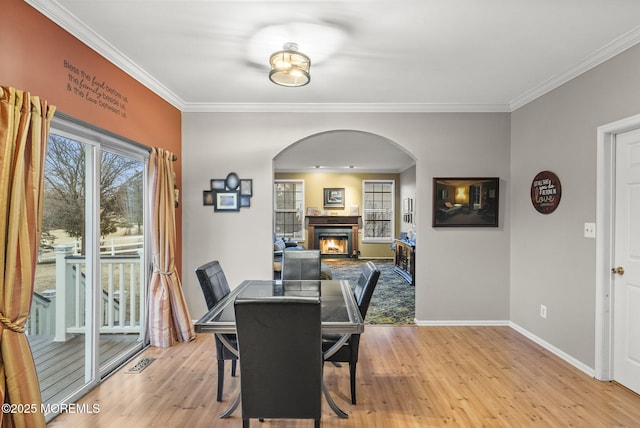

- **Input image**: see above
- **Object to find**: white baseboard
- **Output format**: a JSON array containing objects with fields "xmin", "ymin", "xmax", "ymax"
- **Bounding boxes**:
[
  {"xmin": 413, "ymin": 319, "xmax": 595, "ymax": 377},
  {"xmin": 509, "ymin": 322, "xmax": 595, "ymax": 377}
]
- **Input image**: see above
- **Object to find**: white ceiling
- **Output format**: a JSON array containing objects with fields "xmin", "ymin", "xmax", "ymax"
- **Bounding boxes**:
[{"xmin": 26, "ymin": 0, "xmax": 640, "ymax": 172}]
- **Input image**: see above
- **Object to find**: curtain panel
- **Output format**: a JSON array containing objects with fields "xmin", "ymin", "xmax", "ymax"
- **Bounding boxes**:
[
  {"xmin": 0, "ymin": 86, "xmax": 55, "ymax": 428},
  {"xmin": 148, "ymin": 148, "xmax": 194, "ymax": 347}
]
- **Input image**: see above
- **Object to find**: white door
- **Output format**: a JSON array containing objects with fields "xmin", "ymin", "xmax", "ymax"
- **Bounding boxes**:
[{"xmin": 613, "ymin": 127, "xmax": 640, "ymax": 394}]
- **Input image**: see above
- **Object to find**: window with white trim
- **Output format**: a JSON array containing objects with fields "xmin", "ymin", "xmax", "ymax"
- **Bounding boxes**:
[
  {"xmin": 274, "ymin": 179, "xmax": 305, "ymax": 241},
  {"xmin": 362, "ymin": 180, "xmax": 395, "ymax": 242}
]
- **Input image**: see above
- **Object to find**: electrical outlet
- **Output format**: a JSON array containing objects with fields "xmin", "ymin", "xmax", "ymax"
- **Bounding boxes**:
[
  {"xmin": 540, "ymin": 304, "xmax": 547, "ymax": 319},
  {"xmin": 584, "ymin": 223, "xmax": 596, "ymax": 238}
]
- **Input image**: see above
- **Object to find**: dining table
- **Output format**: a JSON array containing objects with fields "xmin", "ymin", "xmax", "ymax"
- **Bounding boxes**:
[{"xmin": 194, "ymin": 279, "xmax": 364, "ymax": 419}]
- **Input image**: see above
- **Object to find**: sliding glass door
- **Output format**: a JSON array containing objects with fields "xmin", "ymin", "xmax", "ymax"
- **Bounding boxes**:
[
  {"xmin": 29, "ymin": 115, "xmax": 149, "ymax": 421},
  {"xmin": 96, "ymin": 149, "xmax": 146, "ymax": 375}
]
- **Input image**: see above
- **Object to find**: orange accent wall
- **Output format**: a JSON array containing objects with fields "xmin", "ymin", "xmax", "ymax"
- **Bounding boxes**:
[{"xmin": 2, "ymin": 0, "xmax": 183, "ymax": 274}]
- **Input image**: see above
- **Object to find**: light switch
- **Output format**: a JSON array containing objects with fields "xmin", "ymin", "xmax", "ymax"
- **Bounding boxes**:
[{"xmin": 584, "ymin": 223, "xmax": 596, "ymax": 238}]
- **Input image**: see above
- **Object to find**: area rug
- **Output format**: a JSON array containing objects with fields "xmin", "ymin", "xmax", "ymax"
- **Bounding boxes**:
[{"xmin": 322, "ymin": 259, "xmax": 415, "ymax": 324}]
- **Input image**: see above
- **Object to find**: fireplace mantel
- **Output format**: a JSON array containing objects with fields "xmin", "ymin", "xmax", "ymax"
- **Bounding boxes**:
[
  {"xmin": 307, "ymin": 216, "xmax": 360, "ymax": 258},
  {"xmin": 307, "ymin": 215, "xmax": 360, "ymax": 226}
]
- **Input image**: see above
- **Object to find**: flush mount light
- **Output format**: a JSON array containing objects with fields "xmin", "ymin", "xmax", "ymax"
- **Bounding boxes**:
[{"xmin": 269, "ymin": 42, "xmax": 310, "ymax": 87}]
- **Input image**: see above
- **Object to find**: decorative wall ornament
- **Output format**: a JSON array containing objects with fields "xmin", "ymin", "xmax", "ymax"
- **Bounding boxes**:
[
  {"xmin": 402, "ymin": 198, "xmax": 414, "ymax": 224},
  {"xmin": 531, "ymin": 171, "xmax": 561, "ymax": 214},
  {"xmin": 203, "ymin": 172, "xmax": 253, "ymax": 212}
]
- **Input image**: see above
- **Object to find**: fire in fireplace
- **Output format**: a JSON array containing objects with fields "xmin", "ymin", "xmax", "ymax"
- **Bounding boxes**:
[
  {"xmin": 314, "ymin": 228, "xmax": 353, "ymax": 257},
  {"xmin": 319, "ymin": 234, "xmax": 349, "ymax": 256}
]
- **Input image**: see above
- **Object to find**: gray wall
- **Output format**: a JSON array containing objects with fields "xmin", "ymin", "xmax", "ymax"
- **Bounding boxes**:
[
  {"xmin": 182, "ymin": 113, "xmax": 511, "ymax": 324},
  {"xmin": 510, "ymin": 44, "xmax": 640, "ymax": 368}
]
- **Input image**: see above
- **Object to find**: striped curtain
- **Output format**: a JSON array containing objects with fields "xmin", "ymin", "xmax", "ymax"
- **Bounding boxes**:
[
  {"xmin": 148, "ymin": 148, "xmax": 195, "ymax": 347},
  {"xmin": 0, "ymin": 86, "xmax": 55, "ymax": 428}
]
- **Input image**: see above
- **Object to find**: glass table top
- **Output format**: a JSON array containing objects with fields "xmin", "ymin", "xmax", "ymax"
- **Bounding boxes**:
[{"xmin": 194, "ymin": 280, "xmax": 364, "ymax": 335}]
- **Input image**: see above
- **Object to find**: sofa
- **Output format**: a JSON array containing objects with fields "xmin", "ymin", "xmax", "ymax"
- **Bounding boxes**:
[{"xmin": 438, "ymin": 201, "xmax": 463, "ymax": 216}]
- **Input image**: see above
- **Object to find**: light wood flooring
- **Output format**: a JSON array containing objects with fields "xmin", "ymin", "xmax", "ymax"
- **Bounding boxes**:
[{"xmin": 47, "ymin": 326, "xmax": 640, "ymax": 427}]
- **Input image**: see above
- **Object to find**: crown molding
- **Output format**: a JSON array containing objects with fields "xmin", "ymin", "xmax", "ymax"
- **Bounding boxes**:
[
  {"xmin": 510, "ymin": 25, "xmax": 640, "ymax": 111},
  {"xmin": 180, "ymin": 102, "xmax": 511, "ymax": 113}
]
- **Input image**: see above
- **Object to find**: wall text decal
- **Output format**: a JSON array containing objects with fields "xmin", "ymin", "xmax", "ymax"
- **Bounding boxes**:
[{"xmin": 64, "ymin": 59, "xmax": 129, "ymax": 119}]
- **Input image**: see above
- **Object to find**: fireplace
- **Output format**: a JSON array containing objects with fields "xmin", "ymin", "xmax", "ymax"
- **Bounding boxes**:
[
  {"xmin": 307, "ymin": 216, "xmax": 360, "ymax": 258},
  {"xmin": 316, "ymin": 229, "xmax": 351, "ymax": 257}
]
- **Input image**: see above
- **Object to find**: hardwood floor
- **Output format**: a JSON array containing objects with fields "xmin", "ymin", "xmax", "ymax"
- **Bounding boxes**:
[{"xmin": 47, "ymin": 326, "xmax": 640, "ymax": 427}]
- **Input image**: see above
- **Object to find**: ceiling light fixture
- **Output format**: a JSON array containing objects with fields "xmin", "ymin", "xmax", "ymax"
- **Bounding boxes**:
[{"xmin": 269, "ymin": 42, "xmax": 310, "ymax": 87}]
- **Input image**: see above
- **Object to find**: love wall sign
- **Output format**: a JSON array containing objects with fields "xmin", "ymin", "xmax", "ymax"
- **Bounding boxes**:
[{"xmin": 531, "ymin": 171, "xmax": 561, "ymax": 214}]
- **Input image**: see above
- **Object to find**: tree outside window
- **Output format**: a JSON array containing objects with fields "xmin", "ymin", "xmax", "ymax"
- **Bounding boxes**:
[{"xmin": 362, "ymin": 180, "xmax": 395, "ymax": 242}]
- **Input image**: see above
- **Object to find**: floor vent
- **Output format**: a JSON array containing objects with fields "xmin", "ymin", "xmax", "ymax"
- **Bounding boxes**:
[{"xmin": 126, "ymin": 357, "xmax": 155, "ymax": 374}]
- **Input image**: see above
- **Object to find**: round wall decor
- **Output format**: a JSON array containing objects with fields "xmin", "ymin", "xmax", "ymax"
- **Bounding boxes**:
[
  {"xmin": 531, "ymin": 170, "xmax": 561, "ymax": 214},
  {"xmin": 225, "ymin": 172, "xmax": 239, "ymax": 190}
]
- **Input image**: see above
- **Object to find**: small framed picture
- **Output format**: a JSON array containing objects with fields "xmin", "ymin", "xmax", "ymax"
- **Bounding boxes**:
[
  {"xmin": 203, "ymin": 190, "xmax": 214, "ymax": 206},
  {"xmin": 240, "ymin": 179, "xmax": 253, "ymax": 196},
  {"xmin": 323, "ymin": 188, "xmax": 345, "ymax": 208},
  {"xmin": 240, "ymin": 195, "xmax": 251, "ymax": 208},
  {"xmin": 211, "ymin": 179, "xmax": 226, "ymax": 190},
  {"xmin": 214, "ymin": 190, "xmax": 240, "ymax": 212}
]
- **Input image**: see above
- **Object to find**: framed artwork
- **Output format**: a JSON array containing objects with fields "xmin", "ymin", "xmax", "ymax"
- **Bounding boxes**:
[
  {"xmin": 240, "ymin": 179, "xmax": 253, "ymax": 196},
  {"xmin": 323, "ymin": 188, "xmax": 345, "ymax": 208},
  {"xmin": 203, "ymin": 190, "xmax": 214, "ymax": 206},
  {"xmin": 214, "ymin": 191, "xmax": 240, "ymax": 212},
  {"xmin": 432, "ymin": 177, "xmax": 499, "ymax": 227},
  {"xmin": 403, "ymin": 198, "xmax": 414, "ymax": 224},
  {"xmin": 211, "ymin": 179, "xmax": 226, "ymax": 190},
  {"xmin": 205, "ymin": 173, "xmax": 253, "ymax": 212}
]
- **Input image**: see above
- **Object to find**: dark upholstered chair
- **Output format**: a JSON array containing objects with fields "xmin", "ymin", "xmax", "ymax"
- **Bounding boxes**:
[
  {"xmin": 234, "ymin": 297, "xmax": 322, "ymax": 428},
  {"xmin": 195, "ymin": 260, "xmax": 237, "ymax": 402},
  {"xmin": 281, "ymin": 249, "xmax": 321, "ymax": 280},
  {"xmin": 323, "ymin": 261, "xmax": 380, "ymax": 404}
]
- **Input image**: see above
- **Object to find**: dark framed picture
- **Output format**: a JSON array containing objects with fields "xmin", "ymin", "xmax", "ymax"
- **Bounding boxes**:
[
  {"xmin": 240, "ymin": 195, "xmax": 251, "ymax": 208},
  {"xmin": 203, "ymin": 190, "xmax": 214, "ymax": 206},
  {"xmin": 211, "ymin": 179, "xmax": 226, "ymax": 190},
  {"xmin": 214, "ymin": 190, "xmax": 240, "ymax": 212},
  {"xmin": 433, "ymin": 177, "xmax": 499, "ymax": 227},
  {"xmin": 323, "ymin": 188, "xmax": 345, "ymax": 208},
  {"xmin": 240, "ymin": 179, "xmax": 253, "ymax": 196}
]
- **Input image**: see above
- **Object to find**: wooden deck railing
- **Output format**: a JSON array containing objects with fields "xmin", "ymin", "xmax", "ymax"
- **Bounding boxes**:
[
  {"xmin": 26, "ymin": 292, "xmax": 55, "ymax": 336},
  {"xmin": 27, "ymin": 244, "xmax": 145, "ymax": 341}
]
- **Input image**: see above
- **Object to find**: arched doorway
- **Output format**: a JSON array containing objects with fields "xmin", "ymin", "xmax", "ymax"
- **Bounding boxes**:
[{"xmin": 273, "ymin": 130, "xmax": 417, "ymax": 324}]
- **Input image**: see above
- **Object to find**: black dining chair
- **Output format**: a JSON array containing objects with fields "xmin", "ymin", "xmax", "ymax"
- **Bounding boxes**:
[
  {"xmin": 234, "ymin": 296, "xmax": 323, "ymax": 428},
  {"xmin": 323, "ymin": 260, "xmax": 380, "ymax": 404},
  {"xmin": 281, "ymin": 249, "xmax": 321, "ymax": 280},
  {"xmin": 195, "ymin": 260, "xmax": 237, "ymax": 402}
]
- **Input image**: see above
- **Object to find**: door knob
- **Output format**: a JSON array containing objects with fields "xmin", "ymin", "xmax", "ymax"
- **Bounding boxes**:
[{"xmin": 611, "ymin": 266, "xmax": 625, "ymax": 275}]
